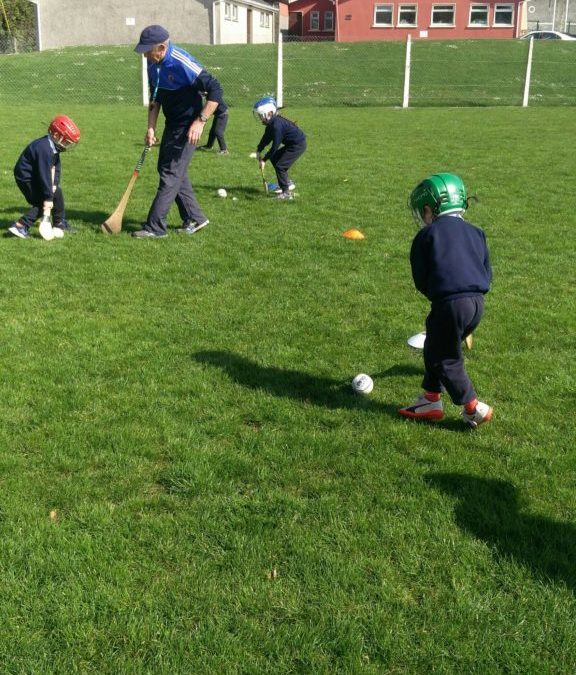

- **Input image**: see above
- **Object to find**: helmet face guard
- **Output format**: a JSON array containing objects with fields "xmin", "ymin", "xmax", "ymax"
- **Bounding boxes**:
[
  {"xmin": 252, "ymin": 96, "xmax": 277, "ymax": 123},
  {"xmin": 48, "ymin": 115, "xmax": 81, "ymax": 151},
  {"xmin": 409, "ymin": 173, "xmax": 468, "ymax": 226}
]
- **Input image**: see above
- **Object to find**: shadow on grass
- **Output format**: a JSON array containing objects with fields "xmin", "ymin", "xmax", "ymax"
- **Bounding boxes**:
[
  {"xmin": 426, "ymin": 472, "xmax": 576, "ymax": 591},
  {"xmin": 0, "ymin": 206, "xmax": 123, "ymax": 232},
  {"xmin": 193, "ymin": 350, "xmax": 399, "ymax": 415}
]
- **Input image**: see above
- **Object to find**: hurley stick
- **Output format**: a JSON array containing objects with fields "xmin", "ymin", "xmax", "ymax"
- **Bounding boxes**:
[{"xmin": 102, "ymin": 145, "xmax": 151, "ymax": 234}]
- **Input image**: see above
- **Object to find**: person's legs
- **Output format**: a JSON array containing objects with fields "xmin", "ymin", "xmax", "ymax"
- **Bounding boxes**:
[
  {"xmin": 15, "ymin": 181, "xmax": 42, "ymax": 229},
  {"xmin": 422, "ymin": 296, "xmax": 484, "ymax": 405},
  {"xmin": 204, "ymin": 119, "xmax": 217, "ymax": 150},
  {"xmin": 51, "ymin": 186, "xmax": 65, "ymax": 224},
  {"xmin": 271, "ymin": 141, "xmax": 306, "ymax": 192},
  {"xmin": 145, "ymin": 126, "xmax": 206, "ymax": 234},
  {"xmin": 214, "ymin": 113, "xmax": 228, "ymax": 152}
]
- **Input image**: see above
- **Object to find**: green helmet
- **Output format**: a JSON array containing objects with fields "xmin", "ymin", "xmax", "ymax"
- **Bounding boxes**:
[{"xmin": 409, "ymin": 173, "xmax": 468, "ymax": 226}]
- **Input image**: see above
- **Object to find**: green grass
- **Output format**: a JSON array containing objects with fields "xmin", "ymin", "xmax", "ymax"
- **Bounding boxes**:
[
  {"xmin": 0, "ymin": 102, "xmax": 575, "ymax": 672},
  {"xmin": 1, "ymin": 40, "xmax": 575, "ymax": 107}
]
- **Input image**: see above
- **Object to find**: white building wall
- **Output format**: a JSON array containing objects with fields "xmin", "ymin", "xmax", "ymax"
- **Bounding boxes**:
[
  {"xmin": 215, "ymin": 0, "xmax": 277, "ymax": 44},
  {"xmin": 252, "ymin": 9, "xmax": 275, "ymax": 42}
]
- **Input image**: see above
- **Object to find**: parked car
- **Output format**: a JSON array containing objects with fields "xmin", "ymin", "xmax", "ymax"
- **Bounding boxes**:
[{"xmin": 520, "ymin": 30, "xmax": 576, "ymax": 40}]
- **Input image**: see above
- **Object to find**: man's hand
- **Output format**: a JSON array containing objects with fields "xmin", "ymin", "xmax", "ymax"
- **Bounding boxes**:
[
  {"xmin": 187, "ymin": 119, "xmax": 206, "ymax": 145},
  {"xmin": 145, "ymin": 128, "xmax": 157, "ymax": 147}
]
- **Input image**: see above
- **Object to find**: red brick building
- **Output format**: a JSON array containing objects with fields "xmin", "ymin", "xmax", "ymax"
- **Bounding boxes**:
[{"xmin": 287, "ymin": 0, "xmax": 526, "ymax": 41}]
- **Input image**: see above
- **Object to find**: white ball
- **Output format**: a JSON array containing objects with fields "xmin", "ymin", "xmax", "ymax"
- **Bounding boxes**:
[
  {"xmin": 352, "ymin": 373, "xmax": 374, "ymax": 395},
  {"xmin": 249, "ymin": 152, "xmax": 257, "ymax": 159},
  {"xmin": 52, "ymin": 228, "xmax": 64, "ymax": 239},
  {"xmin": 217, "ymin": 188, "xmax": 227, "ymax": 198}
]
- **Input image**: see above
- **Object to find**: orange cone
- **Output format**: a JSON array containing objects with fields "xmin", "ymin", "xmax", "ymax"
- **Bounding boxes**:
[{"xmin": 342, "ymin": 228, "xmax": 365, "ymax": 240}]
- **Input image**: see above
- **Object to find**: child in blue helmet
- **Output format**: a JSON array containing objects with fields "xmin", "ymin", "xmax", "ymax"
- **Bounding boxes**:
[
  {"xmin": 253, "ymin": 96, "xmax": 306, "ymax": 200},
  {"xmin": 398, "ymin": 173, "xmax": 493, "ymax": 429}
]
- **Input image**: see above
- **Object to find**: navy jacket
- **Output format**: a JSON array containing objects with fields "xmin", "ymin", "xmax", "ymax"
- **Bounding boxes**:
[
  {"xmin": 14, "ymin": 135, "xmax": 61, "ymax": 201},
  {"xmin": 257, "ymin": 115, "xmax": 306, "ymax": 162},
  {"xmin": 148, "ymin": 43, "xmax": 223, "ymax": 127},
  {"xmin": 410, "ymin": 214, "xmax": 492, "ymax": 303}
]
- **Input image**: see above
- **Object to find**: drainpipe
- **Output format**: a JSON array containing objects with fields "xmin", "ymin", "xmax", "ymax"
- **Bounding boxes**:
[
  {"xmin": 213, "ymin": 0, "xmax": 221, "ymax": 45},
  {"xmin": 334, "ymin": 0, "xmax": 339, "ymax": 42}
]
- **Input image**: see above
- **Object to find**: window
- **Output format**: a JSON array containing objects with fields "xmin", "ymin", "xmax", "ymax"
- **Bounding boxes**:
[
  {"xmin": 260, "ymin": 12, "xmax": 271, "ymax": 28},
  {"xmin": 224, "ymin": 2, "xmax": 238, "ymax": 21},
  {"xmin": 310, "ymin": 11, "xmax": 320, "ymax": 30},
  {"xmin": 374, "ymin": 4, "xmax": 393, "ymax": 26},
  {"xmin": 324, "ymin": 11, "xmax": 334, "ymax": 31},
  {"xmin": 431, "ymin": 4, "xmax": 455, "ymax": 25},
  {"xmin": 398, "ymin": 4, "xmax": 417, "ymax": 25},
  {"xmin": 493, "ymin": 3, "xmax": 513, "ymax": 25},
  {"xmin": 469, "ymin": 4, "xmax": 489, "ymax": 25}
]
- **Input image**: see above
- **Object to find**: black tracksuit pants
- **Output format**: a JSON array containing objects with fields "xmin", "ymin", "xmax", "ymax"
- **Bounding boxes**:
[
  {"xmin": 270, "ymin": 140, "xmax": 307, "ymax": 192},
  {"xmin": 16, "ymin": 181, "xmax": 65, "ymax": 228},
  {"xmin": 205, "ymin": 112, "xmax": 228, "ymax": 151},
  {"xmin": 422, "ymin": 295, "xmax": 485, "ymax": 405}
]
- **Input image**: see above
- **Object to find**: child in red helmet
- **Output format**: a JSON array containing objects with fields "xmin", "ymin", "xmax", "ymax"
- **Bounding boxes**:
[{"xmin": 9, "ymin": 115, "xmax": 80, "ymax": 240}]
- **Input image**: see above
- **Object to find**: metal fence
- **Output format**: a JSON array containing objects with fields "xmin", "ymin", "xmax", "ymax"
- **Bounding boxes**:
[{"xmin": 1, "ymin": 35, "xmax": 574, "ymax": 108}]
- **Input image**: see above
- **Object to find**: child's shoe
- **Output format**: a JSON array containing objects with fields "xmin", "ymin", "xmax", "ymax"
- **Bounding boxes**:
[
  {"xmin": 273, "ymin": 181, "xmax": 295, "ymax": 194},
  {"xmin": 217, "ymin": 149, "xmax": 229, "ymax": 155},
  {"xmin": 276, "ymin": 191, "xmax": 294, "ymax": 200},
  {"xmin": 8, "ymin": 222, "xmax": 30, "ymax": 239},
  {"xmin": 462, "ymin": 401, "xmax": 493, "ymax": 428},
  {"xmin": 398, "ymin": 394, "xmax": 444, "ymax": 421}
]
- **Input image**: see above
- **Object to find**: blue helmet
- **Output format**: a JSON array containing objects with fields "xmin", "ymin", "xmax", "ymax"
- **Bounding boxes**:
[{"xmin": 253, "ymin": 96, "xmax": 277, "ymax": 122}]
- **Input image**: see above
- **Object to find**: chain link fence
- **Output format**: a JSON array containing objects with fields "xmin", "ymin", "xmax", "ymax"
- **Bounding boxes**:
[{"xmin": 1, "ymin": 37, "xmax": 574, "ymax": 108}]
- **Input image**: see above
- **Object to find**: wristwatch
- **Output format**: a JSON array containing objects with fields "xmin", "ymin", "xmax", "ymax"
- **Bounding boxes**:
[{"xmin": 199, "ymin": 113, "xmax": 208, "ymax": 123}]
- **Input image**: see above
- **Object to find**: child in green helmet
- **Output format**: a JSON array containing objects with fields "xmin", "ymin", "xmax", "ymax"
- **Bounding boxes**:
[{"xmin": 399, "ymin": 173, "xmax": 493, "ymax": 429}]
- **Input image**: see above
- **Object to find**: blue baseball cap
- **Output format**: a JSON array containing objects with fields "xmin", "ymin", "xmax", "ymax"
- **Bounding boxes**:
[{"xmin": 134, "ymin": 25, "xmax": 170, "ymax": 54}]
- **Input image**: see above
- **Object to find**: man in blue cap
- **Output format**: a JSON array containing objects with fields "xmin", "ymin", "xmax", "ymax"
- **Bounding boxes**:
[{"xmin": 132, "ymin": 25, "xmax": 224, "ymax": 237}]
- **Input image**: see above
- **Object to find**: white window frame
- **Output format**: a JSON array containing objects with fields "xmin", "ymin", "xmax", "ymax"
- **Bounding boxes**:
[
  {"xmin": 374, "ymin": 4, "xmax": 394, "ymax": 26},
  {"xmin": 431, "ymin": 4, "xmax": 456, "ymax": 26},
  {"xmin": 225, "ymin": 3, "xmax": 238, "ymax": 21},
  {"xmin": 260, "ymin": 12, "xmax": 271, "ymax": 28},
  {"xmin": 469, "ymin": 4, "xmax": 489, "ymax": 26},
  {"xmin": 310, "ymin": 10, "xmax": 320, "ymax": 30},
  {"xmin": 324, "ymin": 11, "xmax": 334, "ymax": 31},
  {"xmin": 493, "ymin": 3, "xmax": 514, "ymax": 25},
  {"xmin": 398, "ymin": 4, "xmax": 417, "ymax": 26}
]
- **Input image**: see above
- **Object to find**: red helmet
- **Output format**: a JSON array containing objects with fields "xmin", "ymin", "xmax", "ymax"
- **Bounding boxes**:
[{"xmin": 48, "ymin": 115, "xmax": 80, "ymax": 150}]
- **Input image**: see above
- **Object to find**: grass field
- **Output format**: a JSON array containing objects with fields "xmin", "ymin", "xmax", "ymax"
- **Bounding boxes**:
[{"xmin": 0, "ymin": 95, "xmax": 575, "ymax": 672}]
